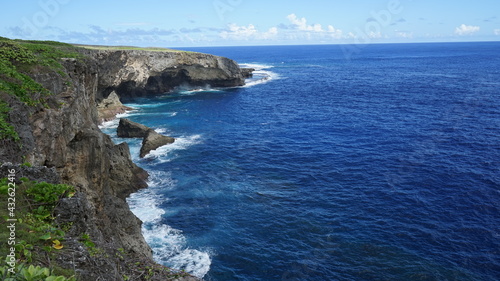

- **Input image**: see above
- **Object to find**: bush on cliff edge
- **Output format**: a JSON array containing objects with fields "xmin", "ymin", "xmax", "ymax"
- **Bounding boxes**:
[{"xmin": 0, "ymin": 177, "xmax": 76, "ymax": 280}]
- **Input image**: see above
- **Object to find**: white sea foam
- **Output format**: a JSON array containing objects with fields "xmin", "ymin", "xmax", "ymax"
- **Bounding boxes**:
[
  {"xmin": 116, "ymin": 110, "xmax": 135, "ymax": 118},
  {"xmin": 154, "ymin": 128, "xmax": 167, "ymax": 134},
  {"xmin": 123, "ymin": 103, "xmax": 164, "ymax": 109},
  {"xmin": 143, "ymin": 134, "xmax": 202, "ymax": 163},
  {"xmin": 166, "ymin": 248, "xmax": 212, "ymax": 278},
  {"xmin": 98, "ymin": 118, "xmax": 120, "ymax": 130},
  {"xmin": 240, "ymin": 63, "xmax": 280, "ymax": 87},
  {"xmin": 151, "ymin": 171, "xmax": 178, "ymax": 188},
  {"xmin": 128, "ymin": 188, "xmax": 166, "ymax": 223},
  {"xmin": 177, "ymin": 87, "xmax": 224, "ymax": 95},
  {"xmin": 127, "ymin": 171, "xmax": 211, "ymax": 278},
  {"xmin": 98, "ymin": 109, "xmax": 137, "ymax": 130},
  {"xmin": 240, "ymin": 63, "xmax": 274, "ymax": 70},
  {"xmin": 141, "ymin": 224, "xmax": 212, "ymax": 278}
]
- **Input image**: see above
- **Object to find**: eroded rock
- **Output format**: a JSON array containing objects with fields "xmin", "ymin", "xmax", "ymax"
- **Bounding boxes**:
[
  {"xmin": 97, "ymin": 91, "xmax": 133, "ymax": 123},
  {"xmin": 140, "ymin": 129, "xmax": 175, "ymax": 158},
  {"xmin": 117, "ymin": 118, "xmax": 150, "ymax": 138}
]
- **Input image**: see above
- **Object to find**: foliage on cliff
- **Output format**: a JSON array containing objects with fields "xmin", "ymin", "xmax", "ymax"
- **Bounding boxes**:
[
  {"xmin": 0, "ymin": 170, "xmax": 194, "ymax": 280},
  {"xmin": 0, "ymin": 37, "xmax": 82, "ymax": 141},
  {"xmin": 75, "ymin": 44, "xmax": 189, "ymax": 53},
  {"xmin": 0, "ymin": 177, "xmax": 76, "ymax": 280}
]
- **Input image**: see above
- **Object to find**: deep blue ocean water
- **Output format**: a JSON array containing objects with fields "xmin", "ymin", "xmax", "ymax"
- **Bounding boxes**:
[{"xmin": 101, "ymin": 42, "xmax": 500, "ymax": 280}]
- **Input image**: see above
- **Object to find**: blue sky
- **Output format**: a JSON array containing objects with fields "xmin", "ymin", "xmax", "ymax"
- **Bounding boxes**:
[{"xmin": 1, "ymin": 0, "xmax": 499, "ymax": 47}]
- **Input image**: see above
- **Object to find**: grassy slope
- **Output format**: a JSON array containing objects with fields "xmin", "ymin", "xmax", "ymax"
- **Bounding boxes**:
[
  {"xmin": 0, "ymin": 37, "xmax": 83, "ymax": 142},
  {"xmin": 73, "ymin": 43, "xmax": 190, "ymax": 52}
]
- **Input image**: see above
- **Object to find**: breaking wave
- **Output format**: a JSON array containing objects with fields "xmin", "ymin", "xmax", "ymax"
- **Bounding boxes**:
[
  {"xmin": 240, "ymin": 63, "xmax": 280, "ymax": 87},
  {"xmin": 127, "ymin": 171, "xmax": 211, "ymax": 278}
]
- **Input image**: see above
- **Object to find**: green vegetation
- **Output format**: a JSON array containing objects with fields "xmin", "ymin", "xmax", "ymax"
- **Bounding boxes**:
[
  {"xmin": 0, "ymin": 177, "xmax": 76, "ymax": 280},
  {"xmin": 74, "ymin": 43, "xmax": 188, "ymax": 52},
  {"xmin": 0, "ymin": 264, "xmax": 76, "ymax": 281},
  {"xmin": 123, "ymin": 261, "xmax": 192, "ymax": 280},
  {"xmin": 0, "ymin": 100, "xmax": 19, "ymax": 142},
  {"xmin": 0, "ymin": 36, "xmax": 83, "ymax": 142},
  {"xmin": 78, "ymin": 233, "xmax": 102, "ymax": 257}
]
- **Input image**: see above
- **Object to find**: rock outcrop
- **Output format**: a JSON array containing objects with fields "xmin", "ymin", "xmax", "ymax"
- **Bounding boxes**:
[
  {"xmin": 140, "ymin": 129, "xmax": 175, "ymax": 158},
  {"xmin": 117, "ymin": 118, "xmax": 151, "ymax": 138},
  {"xmin": 241, "ymin": 67, "xmax": 255, "ymax": 78},
  {"xmin": 97, "ymin": 91, "xmax": 132, "ymax": 123},
  {"xmin": 0, "ymin": 44, "xmax": 246, "ymax": 280},
  {"xmin": 117, "ymin": 118, "xmax": 176, "ymax": 158}
]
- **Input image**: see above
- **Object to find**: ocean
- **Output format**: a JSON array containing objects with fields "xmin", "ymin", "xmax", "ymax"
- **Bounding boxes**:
[{"xmin": 100, "ymin": 42, "xmax": 500, "ymax": 280}]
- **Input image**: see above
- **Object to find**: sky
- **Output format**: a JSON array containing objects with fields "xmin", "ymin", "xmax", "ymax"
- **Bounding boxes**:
[{"xmin": 1, "ymin": 0, "xmax": 500, "ymax": 47}]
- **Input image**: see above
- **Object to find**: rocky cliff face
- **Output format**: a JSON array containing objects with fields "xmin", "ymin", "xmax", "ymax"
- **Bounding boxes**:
[
  {"xmin": 78, "ymin": 49, "xmax": 246, "ymax": 101},
  {"xmin": 3, "ymin": 56, "xmax": 153, "ymax": 280},
  {"xmin": 1, "ymin": 46, "xmax": 246, "ymax": 280}
]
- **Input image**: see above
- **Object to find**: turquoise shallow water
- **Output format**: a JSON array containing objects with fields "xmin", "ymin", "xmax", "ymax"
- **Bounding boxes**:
[{"xmin": 102, "ymin": 42, "xmax": 500, "ymax": 280}]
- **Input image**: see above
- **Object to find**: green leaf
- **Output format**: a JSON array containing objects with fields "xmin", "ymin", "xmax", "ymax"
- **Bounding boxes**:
[
  {"xmin": 46, "ymin": 276, "xmax": 67, "ymax": 281},
  {"xmin": 42, "ymin": 267, "xmax": 50, "ymax": 277},
  {"xmin": 47, "ymin": 274, "xmax": 76, "ymax": 281},
  {"xmin": 39, "ymin": 233, "xmax": 52, "ymax": 240}
]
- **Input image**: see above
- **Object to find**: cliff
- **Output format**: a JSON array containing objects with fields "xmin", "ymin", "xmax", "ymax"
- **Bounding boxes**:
[
  {"xmin": 78, "ymin": 48, "xmax": 246, "ymax": 101},
  {"xmin": 0, "ymin": 39, "xmax": 248, "ymax": 280}
]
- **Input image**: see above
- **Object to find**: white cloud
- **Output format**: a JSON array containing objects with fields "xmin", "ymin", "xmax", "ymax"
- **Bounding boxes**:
[
  {"xmin": 285, "ymin": 14, "xmax": 345, "ymax": 40},
  {"xmin": 287, "ymin": 14, "xmax": 324, "ymax": 32},
  {"xmin": 221, "ymin": 24, "xmax": 257, "ymax": 39},
  {"xmin": 454, "ymin": 24, "xmax": 480, "ymax": 35},
  {"xmin": 327, "ymin": 25, "xmax": 343, "ymax": 39},
  {"xmin": 495, "ymin": 29, "xmax": 500, "ymax": 35},
  {"xmin": 220, "ymin": 24, "xmax": 278, "ymax": 40},
  {"xmin": 368, "ymin": 31, "xmax": 383, "ymax": 39},
  {"xmin": 264, "ymin": 27, "xmax": 279, "ymax": 39},
  {"xmin": 395, "ymin": 31, "xmax": 413, "ymax": 39},
  {"xmin": 115, "ymin": 22, "xmax": 150, "ymax": 27}
]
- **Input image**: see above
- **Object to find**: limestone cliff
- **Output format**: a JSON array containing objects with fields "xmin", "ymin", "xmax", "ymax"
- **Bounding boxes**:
[
  {"xmin": 78, "ymin": 49, "xmax": 246, "ymax": 101},
  {"xmin": 0, "ymin": 42, "xmax": 248, "ymax": 280},
  {"xmin": 2, "ymin": 55, "xmax": 154, "ymax": 280}
]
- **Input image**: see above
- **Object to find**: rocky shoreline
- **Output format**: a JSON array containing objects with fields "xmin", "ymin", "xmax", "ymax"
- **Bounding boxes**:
[{"xmin": 0, "ymin": 40, "xmax": 251, "ymax": 280}]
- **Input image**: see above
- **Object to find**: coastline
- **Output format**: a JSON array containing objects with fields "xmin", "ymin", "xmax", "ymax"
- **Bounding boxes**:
[
  {"xmin": 97, "ymin": 63, "xmax": 276, "ymax": 278},
  {"xmin": 0, "ymin": 37, "xmax": 250, "ymax": 280}
]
